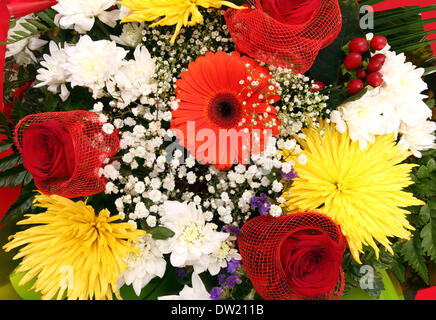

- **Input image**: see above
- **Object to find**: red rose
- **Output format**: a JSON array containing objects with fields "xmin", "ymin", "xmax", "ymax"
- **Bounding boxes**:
[
  {"xmin": 280, "ymin": 229, "xmax": 343, "ymax": 298},
  {"xmin": 21, "ymin": 119, "xmax": 75, "ymax": 183},
  {"xmin": 262, "ymin": 0, "xmax": 322, "ymax": 25}
]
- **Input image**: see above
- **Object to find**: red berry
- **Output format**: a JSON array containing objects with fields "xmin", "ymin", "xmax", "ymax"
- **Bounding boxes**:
[
  {"xmin": 349, "ymin": 37, "xmax": 369, "ymax": 54},
  {"xmin": 367, "ymin": 60, "xmax": 382, "ymax": 73},
  {"xmin": 311, "ymin": 81, "xmax": 325, "ymax": 92},
  {"xmin": 367, "ymin": 72, "xmax": 384, "ymax": 87},
  {"xmin": 371, "ymin": 53, "xmax": 386, "ymax": 65},
  {"xmin": 356, "ymin": 69, "xmax": 368, "ymax": 80},
  {"xmin": 347, "ymin": 79, "xmax": 365, "ymax": 95},
  {"xmin": 344, "ymin": 53, "xmax": 362, "ymax": 70},
  {"xmin": 370, "ymin": 36, "xmax": 388, "ymax": 51}
]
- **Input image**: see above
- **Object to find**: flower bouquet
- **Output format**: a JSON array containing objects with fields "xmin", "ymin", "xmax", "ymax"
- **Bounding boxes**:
[{"xmin": 0, "ymin": 0, "xmax": 435, "ymax": 301}]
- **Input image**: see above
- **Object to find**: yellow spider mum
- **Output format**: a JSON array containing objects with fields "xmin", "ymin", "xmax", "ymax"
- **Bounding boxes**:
[
  {"xmin": 120, "ymin": 0, "xmax": 245, "ymax": 44},
  {"xmin": 3, "ymin": 193, "xmax": 146, "ymax": 300},
  {"xmin": 281, "ymin": 121, "xmax": 425, "ymax": 263}
]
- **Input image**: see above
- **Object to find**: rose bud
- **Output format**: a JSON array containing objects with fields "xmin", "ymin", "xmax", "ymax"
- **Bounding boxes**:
[
  {"xmin": 280, "ymin": 230, "xmax": 344, "ymax": 298},
  {"xmin": 21, "ymin": 119, "xmax": 75, "ymax": 184},
  {"xmin": 262, "ymin": 0, "xmax": 322, "ymax": 25}
]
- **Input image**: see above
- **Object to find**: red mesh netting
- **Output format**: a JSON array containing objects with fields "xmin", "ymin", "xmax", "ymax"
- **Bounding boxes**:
[
  {"xmin": 14, "ymin": 111, "xmax": 120, "ymax": 198},
  {"xmin": 238, "ymin": 212, "xmax": 347, "ymax": 300},
  {"xmin": 224, "ymin": 0, "xmax": 342, "ymax": 73}
]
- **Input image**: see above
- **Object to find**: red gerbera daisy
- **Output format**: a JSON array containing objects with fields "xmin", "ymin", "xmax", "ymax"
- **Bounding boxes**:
[{"xmin": 171, "ymin": 51, "xmax": 280, "ymax": 170}]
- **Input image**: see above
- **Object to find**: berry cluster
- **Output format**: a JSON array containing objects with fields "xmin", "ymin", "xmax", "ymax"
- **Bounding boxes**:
[{"xmin": 344, "ymin": 36, "xmax": 388, "ymax": 95}]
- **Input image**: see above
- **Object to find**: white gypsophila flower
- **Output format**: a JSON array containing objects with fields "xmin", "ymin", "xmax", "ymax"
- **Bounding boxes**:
[
  {"xmin": 269, "ymin": 204, "xmax": 282, "ymax": 217},
  {"xmin": 34, "ymin": 41, "xmax": 70, "ymax": 101},
  {"xmin": 53, "ymin": 0, "xmax": 119, "ymax": 34},
  {"xmin": 6, "ymin": 15, "xmax": 48, "ymax": 66},
  {"xmin": 110, "ymin": 22, "xmax": 144, "ymax": 47},
  {"xmin": 63, "ymin": 35, "xmax": 127, "ymax": 97},
  {"xmin": 113, "ymin": 45, "xmax": 156, "ymax": 105},
  {"xmin": 146, "ymin": 215, "xmax": 157, "ymax": 227},
  {"xmin": 157, "ymin": 201, "xmax": 229, "ymax": 272},
  {"xmin": 102, "ymin": 123, "xmax": 115, "ymax": 135},
  {"xmin": 117, "ymin": 234, "xmax": 166, "ymax": 296},
  {"xmin": 149, "ymin": 189, "xmax": 162, "ymax": 203},
  {"xmin": 158, "ymin": 273, "xmax": 210, "ymax": 300}
]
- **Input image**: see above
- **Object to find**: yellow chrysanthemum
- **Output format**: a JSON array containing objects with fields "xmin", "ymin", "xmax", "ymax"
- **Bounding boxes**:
[
  {"xmin": 281, "ymin": 121, "xmax": 425, "ymax": 263},
  {"xmin": 3, "ymin": 193, "xmax": 146, "ymax": 300},
  {"xmin": 120, "ymin": 0, "xmax": 245, "ymax": 44}
]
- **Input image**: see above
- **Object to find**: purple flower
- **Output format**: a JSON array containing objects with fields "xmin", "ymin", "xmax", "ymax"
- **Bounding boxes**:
[
  {"xmin": 227, "ymin": 258, "xmax": 241, "ymax": 274},
  {"xmin": 251, "ymin": 193, "xmax": 271, "ymax": 215},
  {"xmin": 279, "ymin": 167, "xmax": 298, "ymax": 181},
  {"xmin": 222, "ymin": 225, "xmax": 241, "ymax": 236},
  {"xmin": 218, "ymin": 273, "xmax": 227, "ymax": 285},
  {"xmin": 210, "ymin": 287, "xmax": 223, "ymax": 300},
  {"xmin": 225, "ymin": 275, "xmax": 241, "ymax": 289},
  {"xmin": 175, "ymin": 267, "xmax": 188, "ymax": 279}
]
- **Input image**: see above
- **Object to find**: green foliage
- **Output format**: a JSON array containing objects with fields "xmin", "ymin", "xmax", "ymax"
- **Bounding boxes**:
[
  {"xmin": 307, "ymin": 0, "xmax": 364, "ymax": 85},
  {"xmin": 147, "ymin": 226, "xmax": 175, "ymax": 240},
  {"xmin": 372, "ymin": 4, "xmax": 436, "ymax": 56},
  {"xmin": 0, "ymin": 184, "xmax": 36, "ymax": 225},
  {"xmin": 388, "ymin": 149, "xmax": 436, "ymax": 285},
  {"xmin": 3, "ymin": 9, "xmax": 58, "ymax": 45}
]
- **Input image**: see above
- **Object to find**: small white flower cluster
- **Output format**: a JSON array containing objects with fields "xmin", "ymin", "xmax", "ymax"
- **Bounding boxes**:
[
  {"xmin": 269, "ymin": 67, "xmax": 330, "ymax": 137},
  {"xmin": 331, "ymin": 37, "xmax": 436, "ymax": 157},
  {"xmin": 34, "ymin": 35, "xmax": 156, "ymax": 105}
]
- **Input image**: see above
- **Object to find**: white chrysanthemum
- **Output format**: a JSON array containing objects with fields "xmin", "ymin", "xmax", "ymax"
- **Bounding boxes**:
[
  {"xmin": 63, "ymin": 35, "xmax": 127, "ymax": 97},
  {"xmin": 6, "ymin": 15, "xmax": 47, "ymax": 66},
  {"xmin": 158, "ymin": 273, "xmax": 210, "ymax": 300},
  {"xmin": 157, "ymin": 201, "xmax": 229, "ymax": 272},
  {"xmin": 34, "ymin": 41, "xmax": 70, "ymax": 101},
  {"xmin": 398, "ymin": 120, "xmax": 436, "ymax": 157},
  {"xmin": 53, "ymin": 0, "xmax": 119, "ymax": 33},
  {"xmin": 205, "ymin": 241, "xmax": 241, "ymax": 276},
  {"xmin": 380, "ymin": 51, "xmax": 428, "ymax": 102},
  {"xmin": 113, "ymin": 45, "xmax": 156, "ymax": 105},
  {"xmin": 331, "ymin": 88, "xmax": 399, "ymax": 149},
  {"xmin": 110, "ymin": 22, "xmax": 144, "ymax": 47},
  {"xmin": 117, "ymin": 234, "xmax": 166, "ymax": 296}
]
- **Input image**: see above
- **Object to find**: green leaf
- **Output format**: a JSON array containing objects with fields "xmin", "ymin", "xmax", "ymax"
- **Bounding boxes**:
[
  {"xmin": 420, "ymin": 216, "xmax": 436, "ymax": 261},
  {"xmin": 147, "ymin": 226, "xmax": 175, "ymax": 240},
  {"xmin": 24, "ymin": 18, "xmax": 50, "ymax": 31},
  {"xmin": 0, "ymin": 185, "xmax": 35, "ymax": 225},
  {"xmin": 427, "ymin": 158, "xmax": 436, "ymax": 173},
  {"xmin": 0, "ymin": 143, "xmax": 13, "ymax": 153},
  {"xmin": 20, "ymin": 23, "xmax": 38, "ymax": 34},
  {"xmin": 35, "ymin": 11, "xmax": 57, "ymax": 28},
  {"xmin": 0, "ymin": 153, "xmax": 22, "ymax": 172},
  {"xmin": 400, "ymin": 236, "xmax": 429, "ymax": 284},
  {"xmin": 416, "ymin": 165, "xmax": 430, "ymax": 179},
  {"xmin": 0, "ymin": 165, "xmax": 27, "ymax": 188}
]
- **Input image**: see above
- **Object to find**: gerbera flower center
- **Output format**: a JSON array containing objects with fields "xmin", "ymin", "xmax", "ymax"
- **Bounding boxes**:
[{"xmin": 207, "ymin": 92, "xmax": 242, "ymax": 128}]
